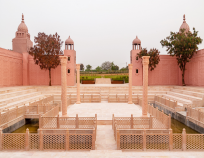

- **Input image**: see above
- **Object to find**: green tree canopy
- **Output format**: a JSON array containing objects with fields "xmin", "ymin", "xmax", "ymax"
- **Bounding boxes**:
[
  {"xmin": 29, "ymin": 32, "xmax": 63, "ymax": 86},
  {"xmin": 86, "ymin": 64, "xmax": 92, "ymax": 71},
  {"xmin": 137, "ymin": 48, "xmax": 160, "ymax": 71},
  {"xmin": 111, "ymin": 62, "xmax": 119, "ymax": 70},
  {"xmin": 95, "ymin": 66, "xmax": 102, "ymax": 72},
  {"xmin": 160, "ymin": 28, "xmax": 202, "ymax": 86}
]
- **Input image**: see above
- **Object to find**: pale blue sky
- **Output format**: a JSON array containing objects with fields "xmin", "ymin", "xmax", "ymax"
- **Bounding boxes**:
[{"xmin": 0, "ymin": 0, "xmax": 204, "ymax": 69}]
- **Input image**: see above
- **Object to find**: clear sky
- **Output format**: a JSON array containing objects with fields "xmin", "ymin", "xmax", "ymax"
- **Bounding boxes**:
[{"xmin": 0, "ymin": 0, "xmax": 204, "ymax": 69}]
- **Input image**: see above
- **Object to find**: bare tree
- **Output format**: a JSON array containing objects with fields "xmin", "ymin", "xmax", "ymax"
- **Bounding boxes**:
[{"xmin": 101, "ymin": 61, "xmax": 112, "ymax": 70}]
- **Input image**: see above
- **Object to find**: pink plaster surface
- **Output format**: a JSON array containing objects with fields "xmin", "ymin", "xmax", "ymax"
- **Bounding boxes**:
[
  {"xmin": 185, "ymin": 49, "xmax": 204, "ymax": 86},
  {"xmin": 148, "ymin": 55, "xmax": 180, "ymax": 86},
  {"xmin": 0, "ymin": 48, "xmax": 23, "ymax": 87},
  {"xmin": 28, "ymin": 49, "xmax": 76, "ymax": 86},
  {"xmin": 131, "ymin": 49, "xmax": 143, "ymax": 86},
  {"xmin": 64, "ymin": 49, "xmax": 76, "ymax": 86},
  {"xmin": 131, "ymin": 53, "xmax": 182, "ymax": 86}
]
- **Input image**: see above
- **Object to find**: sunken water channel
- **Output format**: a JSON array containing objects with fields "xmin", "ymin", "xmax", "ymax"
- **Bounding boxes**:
[
  {"xmin": 12, "ymin": 119, "xmax": 39, "ymax": 133},
  {"xmin": 11, "ymin": 118, "xmax": 199, "ymax": 134}
]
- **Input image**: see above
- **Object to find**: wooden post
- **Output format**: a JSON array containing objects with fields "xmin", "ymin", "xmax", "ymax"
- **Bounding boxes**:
[
  {"xmin": 26, "ymin": 128, "xmax": 29, "ymax": 151},
  {"xmin": 0, "ymin": 128, "xmax": 2, "ymax": 151},
  {"xmin": 182, "ymin": 128, "xmax": 186, "ymax": 151},
  {"xmin": 149, "ymin": 115, "xmax": 152, "ymax": 129},
  {"xmin": 116, "ymin": 129, "xmax": 120, "ymax": 150},
  {"xmin": 66, "ymin": 129, "xmax": 69, "ymax": 151},
  {"xmin": 39, "ymin": 129, "xmax": 43, "ymax": 150},
  {"xmin": 92, "ymin": 129, "xmax": 95, "ymax": 150},
  {"xmin": 143, "ymin": 130, "xmax": 146, "ymax": 151},
  {"xmin": 95, "ymin": 114, "xmax": 97, "ymax": 130},
  {"xmin": 76, "ymin": 114, "xmax": 79, "ymax": 129},
  {"xmin": 131, "ymin": 114, "xmax": 133, "ymax": 129},
  {"xmin": 169, "ymin": 129, "xmax": 173, "ymax": 151},
  {"xmin": 57, "ymin": 115, "xmax": 60, "ymax": 129}
]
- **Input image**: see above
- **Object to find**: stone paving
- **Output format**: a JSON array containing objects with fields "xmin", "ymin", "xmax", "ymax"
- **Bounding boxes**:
[
  {"xmin": 0, "ymin": 150, "xmax": 203, "ymax": 158},
  {"xmin": 59, "ymin": 102, "xmax": 146, "ymax": 119}
]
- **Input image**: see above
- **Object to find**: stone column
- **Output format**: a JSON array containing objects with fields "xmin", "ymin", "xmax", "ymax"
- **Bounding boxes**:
[
  {"xmin": 76, "ymin": 64, "xmax": 81, "ymax": 104},
  {"xmin": 59, "ymin": 56, "xmax": 68, "ymax": 116},
  {"xmin": 128, "ymin": 64, "xmax": 133, "ymax": 104},
  {"xmin": 142, "ymin": 56, "xmax": 150, "ymax": 116}
]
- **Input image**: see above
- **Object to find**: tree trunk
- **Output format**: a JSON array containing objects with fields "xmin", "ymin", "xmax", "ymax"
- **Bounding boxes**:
[
  {"xmin": 49, "ymin": 68, "xmax": 51, "ymax": 86},
  {"xmin": 182, "ymin": 64, "xmax": 186, "ymax": 86}
]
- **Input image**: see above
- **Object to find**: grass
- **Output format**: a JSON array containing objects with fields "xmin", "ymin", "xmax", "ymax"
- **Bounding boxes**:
[{"xmin": 80, "ymin": 74, "xmax": 129, "ymax": 83}]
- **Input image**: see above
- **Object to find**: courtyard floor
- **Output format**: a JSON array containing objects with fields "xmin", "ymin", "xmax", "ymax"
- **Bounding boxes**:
[
  {"xmin": 0, "ymin": 150, "xmax": 203, "ymax": 158},
  {"xmin": 59, "ymin": 102, "xmax": 146, "ymax": 119}
]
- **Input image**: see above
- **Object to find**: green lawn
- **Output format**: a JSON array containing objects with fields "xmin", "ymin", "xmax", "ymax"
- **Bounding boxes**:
[{"xmin": 80, "ymin": 75, "xmax": 129, "ymax": 83}]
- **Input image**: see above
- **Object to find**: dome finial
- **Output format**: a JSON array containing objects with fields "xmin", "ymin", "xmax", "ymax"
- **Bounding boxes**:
[
  {"xmin": 183, "ymin": 14, "xmax": 185, "ymax": 22},
  {"xmin": 136, "ymin": 36, "xmax": 138, "ymax": 39},
  {"xmin": 22, "ymin": 13, "xmax": 24, "ymax": 22}
]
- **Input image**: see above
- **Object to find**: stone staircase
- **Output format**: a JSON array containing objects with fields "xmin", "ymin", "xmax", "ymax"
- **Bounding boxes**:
[{"xmin": 0, "ymin": 86, "xmax": 46, "ymax": 110}]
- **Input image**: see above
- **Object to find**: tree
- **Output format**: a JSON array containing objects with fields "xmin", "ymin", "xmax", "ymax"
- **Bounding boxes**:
[
  {"xmin": 101, "ymin": 61, "xmax": 112, "ymax": 70},
  {"xmin": 111, "ymin": 62, "xmax": 119, "ymax": 70},
  {"xmin": 86, "ymin": 64, "xmax": 92, "ymax": 71},
  {"xmin": 29, "ymin": 32, "xmax": 63, "ymax": 86},
  {"xmin": 137, "ymin": 48, "xmax": 160, "ymax": 71},
  {"xmin": 160, "ymin": 28, "xmax": 202, "ymax": 85},
  {"xmin": 95, "ymin": 66, "xmax": 102, "ymax": 72},
  {"xmin": 80, "ymin": 63, "xmax": 84, "ymax": 71},
  {"xmin": 120, "ymin": 66, "xmax": 128, "ymax": 71}
]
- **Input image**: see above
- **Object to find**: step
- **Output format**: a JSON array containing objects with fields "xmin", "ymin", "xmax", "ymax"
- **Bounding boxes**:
[
  {"xmin": 0, "ymin": 89, "xmax": 37, "ymax": 99},
  {"xmin": 171, "ymin": 89, "xmax": 204, "ymax": 98},
  {"xmin": 0, "ymin": 92, "xmax": 41, "ymax": 105},
  {"xmin": 0, "ymin": 94, "xmax": 45, "ymax": 110},
  {"xmin": 167, "ymin": 91, "xmax": 202, "ymax": 101},
  {"xmin": 163, "ymin": 94, "xmax": 191, "ymax": 105}
]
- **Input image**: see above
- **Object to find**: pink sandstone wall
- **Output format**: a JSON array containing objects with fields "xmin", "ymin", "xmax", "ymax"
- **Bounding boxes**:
[
  {"xmin": 132, "ymin": 54, "xmax": 181, "ymax": 86},
  {"xmin": 28, "ymin": 51, "xmax": 76, "ymax": 86},
  {"xmin": 148, "ymin": 55, "xmax": 180, "ymax": 85},
  {"xmin": 185, "ymin": 49, "xmax": 204, "ymax": 86},
  {"xmin": 0, "ymin": 48, "xmax": 23, "ymax": 87},
  {"xmin": 28, "ymin": 55, "xmax": 61, "ymax": 86}
]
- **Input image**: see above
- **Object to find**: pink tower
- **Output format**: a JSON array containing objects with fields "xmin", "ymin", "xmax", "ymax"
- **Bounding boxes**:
[
  {"xmin": 12, "ymin": 14, "xmax": 33, "ymax": 85},
  {"xmin": 130, "ymin": 36, "xmax": 142, "ymax": 86},
  {"xmin": 64, "ymin": 36, "xmax": 76, "ymax": 86}
]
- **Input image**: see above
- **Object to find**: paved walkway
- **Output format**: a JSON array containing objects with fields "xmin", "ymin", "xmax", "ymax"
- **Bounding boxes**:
[{"xmin": 0, "ymin": 150, "xmax": 203, "ymax": 158}]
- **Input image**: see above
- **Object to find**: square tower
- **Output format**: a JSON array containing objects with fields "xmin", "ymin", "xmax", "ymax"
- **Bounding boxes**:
[
  {"xmin": 64, "ymin": 36, "xmax": 76, "ymax": 86},
  {"xmin": 131, "ymin": 36, "xmax": 143, "ymax": 86}
]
